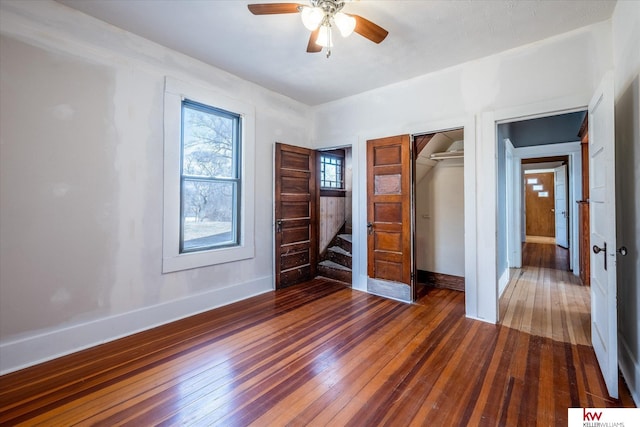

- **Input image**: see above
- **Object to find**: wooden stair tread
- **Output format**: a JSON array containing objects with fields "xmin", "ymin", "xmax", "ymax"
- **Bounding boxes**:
[
  {"xmin": 328, "ymin": 246, "xmax": 352, "ymax": 257},
  {"xmin": 319, "ymin": 260, "xmax": 351, "ymax": 271}
]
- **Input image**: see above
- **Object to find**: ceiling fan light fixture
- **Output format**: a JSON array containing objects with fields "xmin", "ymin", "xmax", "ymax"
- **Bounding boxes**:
[
  {"xmin": 316, "ymin": 24, "xmax": 333, "ymax": 48},
  {"xmin": 300, "ymin": 6, "xmax": 324, "ymax": 30},
  {"xmin": 334, "ymin": 12, "xmax": 356, "ymax": 37},
  {"xmin": 248, "ymin": 1, "xmax": 389, "ymax": 57}
]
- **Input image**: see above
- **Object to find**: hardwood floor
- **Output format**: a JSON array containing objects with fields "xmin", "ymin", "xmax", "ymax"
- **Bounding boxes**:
[
  {"xmin": 525, "ymin": 235, "xmax": 557, "ymax": 245},
  {"xmin": 523, "ymin": 240, "xmax": 571, "ymax": 271},
  {"xmin": 500, "ymin": 242, "xmax": 589, "ymax": 345},
  {"xmin": 1, "ymin": 277, "xmax": 634, "ymax": 426}
]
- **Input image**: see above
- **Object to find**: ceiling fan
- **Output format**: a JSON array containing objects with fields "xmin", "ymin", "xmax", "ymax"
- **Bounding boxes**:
[{"xmin": 248, "ymin": 1, "xmax": 388, "ymax": 57}]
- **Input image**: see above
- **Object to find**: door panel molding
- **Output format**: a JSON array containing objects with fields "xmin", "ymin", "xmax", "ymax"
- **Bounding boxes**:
[
  {"xmin": 274, "ymin": 143, "xmax": 319, "ymax": 289},
  {"xmin": 366, "ymin": 135, "xmax": 412, "ymax": 301},
  {"xmin": 588, "ymin": 71, "xmax": 618, "ymax": 398}
]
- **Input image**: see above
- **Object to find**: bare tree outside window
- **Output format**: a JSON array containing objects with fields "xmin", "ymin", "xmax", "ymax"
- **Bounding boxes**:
[
  {"xmin": 320, "ymin": 154, "xmax": 344, "ymax": 189},
  {"xmin": 180, "ymin": 101, "xmax": 241, "ymax": 252}
]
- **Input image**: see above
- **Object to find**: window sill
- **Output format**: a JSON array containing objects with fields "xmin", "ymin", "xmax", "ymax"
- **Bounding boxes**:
[
  {"xmin": 320, "ymin": 189, "xmax": 346, "ymax": 197},
  {"xmin": 163, "ymin": 243, "xmax": 254, "ymax": 273}
]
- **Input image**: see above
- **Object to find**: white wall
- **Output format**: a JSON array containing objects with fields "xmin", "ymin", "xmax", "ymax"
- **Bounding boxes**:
[
  {"xmin": 612, "ymin": 0, "xmax": 640, "ymax": 405},
  {"xmin": 0, "ymin": 0, "xmax": 311, "ymax": 373},
  {"xmin": 312, "ymin": 21, "xmax": 612, "ymax": 322},
  {"xmin": 415, "ymin": 160, "xmax": 465, "ymax": 277}
]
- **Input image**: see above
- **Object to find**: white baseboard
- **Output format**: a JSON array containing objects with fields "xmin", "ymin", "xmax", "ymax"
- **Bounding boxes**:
[
  {"xmin": 464, "ymin": 314, "xmax": 497, "ymax": 325},
  {"xmin": 498, "ymin": 268, "xmax": 511, "ymax": 298},
  {"xmin": 619, "ymin": 334, "xmax": 640, "ymax": 405},
  {"xmin": 0, "ymin": 275, "xmax": 273, "ymax": 375}
]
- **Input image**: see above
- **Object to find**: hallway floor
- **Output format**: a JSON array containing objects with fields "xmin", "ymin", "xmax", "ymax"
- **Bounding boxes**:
[{"xmin": 500, "ymin": 242, "xmax": 588, "ymax": 345}]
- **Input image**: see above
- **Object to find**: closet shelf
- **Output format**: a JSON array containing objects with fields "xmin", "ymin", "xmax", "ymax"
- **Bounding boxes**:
[{"xmin": 429, "ymin": 150, "xmax": 464, "ymax": 160}]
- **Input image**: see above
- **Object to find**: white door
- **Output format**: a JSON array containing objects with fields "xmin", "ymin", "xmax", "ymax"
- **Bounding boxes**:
[
  {"xmin": 554, "ymin": 165, "xmax": 569, "ymax": 248},
  {"xmin": 589, "ymin": 72, "xmax": 618, "ymax": 398}
]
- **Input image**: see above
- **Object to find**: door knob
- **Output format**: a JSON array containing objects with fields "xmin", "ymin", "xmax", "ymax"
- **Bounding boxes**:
[
  {"xmin": 276, "ymin": 219, "xmax": 283, "ymax": 232},
  {"xmin": 367, "ymin": 222, "xmax": 374, "ymax": 235},
  {"xmin": 593, "ymin": 242, "xmax": 607, "ymax": 271},
  {"xmin": 617, "ymin": 246, "xmax": 628, "ymax": 256}
]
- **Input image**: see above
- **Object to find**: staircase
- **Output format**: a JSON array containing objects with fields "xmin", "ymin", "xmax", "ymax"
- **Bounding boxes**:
[{"xmin": 318, "ymin": 234, "xmax": 352, "ymax": 284}]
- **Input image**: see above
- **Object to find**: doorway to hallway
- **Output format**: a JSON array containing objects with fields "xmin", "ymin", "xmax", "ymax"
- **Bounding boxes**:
[{"xmin": 499, "ymin": 242, "xmax": 589, "ymax": 345}]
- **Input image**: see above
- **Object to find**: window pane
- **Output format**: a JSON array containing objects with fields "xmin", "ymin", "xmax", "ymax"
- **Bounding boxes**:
[
  {"xmin": 182, "ymin": 104, "xmax": 236, "ymax": 179},
  {"xmin": 324, "ymin": 163, "xmax": 337, "ymax": 184},
  {"xmin": 320, "ymin": 154, "xmax": 344, "ymax": 189},
  {"xmin": 181, "ymin": 180, "xmax": 237, "ymax": 252}
]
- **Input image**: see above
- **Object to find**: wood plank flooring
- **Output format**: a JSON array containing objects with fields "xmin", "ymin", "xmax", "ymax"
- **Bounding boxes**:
[
  {"xmin": 525, "ymin": 235, "xmax": 557, "ymax": 245},
  {"xmin": 500, "ymin": 242, "xmax": 590, "ymax": 345},
  {"xmin": 1, "ymin": 277, "xmax": 635, "ymax": 426}
]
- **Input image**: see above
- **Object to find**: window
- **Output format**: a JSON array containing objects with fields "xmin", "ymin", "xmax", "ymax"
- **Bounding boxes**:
[
  {"xmin": 181, "ymin": 100, "xmax": 240, "ymax": 253},
  {"xmin": 163, "ymin": 77, "xmax": 255, "ymax": 273},
  {"xmin": 320, "ymin": 153, "xmax": 344, "ymax": 189}
]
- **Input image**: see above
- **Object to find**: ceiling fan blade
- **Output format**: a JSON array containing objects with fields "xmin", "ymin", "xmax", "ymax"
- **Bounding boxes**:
[
  {"xmin": 306, "ymin": 28, "xmax": 322, "ymax": 53},
  {"xmin": 247, "ymin": 3, "xmax": 302, "ymax": 15},
  {"xmin": 352, "ymin": 14, "xmax": 388, "ymax": 44}
]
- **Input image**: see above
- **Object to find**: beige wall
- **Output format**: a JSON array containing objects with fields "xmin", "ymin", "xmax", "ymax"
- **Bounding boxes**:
[{"xmin": 0, "ymin": 0, "xmax": 311, "ymax": 372}]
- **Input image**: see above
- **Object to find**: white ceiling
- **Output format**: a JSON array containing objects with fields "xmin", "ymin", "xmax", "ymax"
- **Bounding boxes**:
[{"xmin": 56, "ymin": 0, "xmax": 616, "ymax": 106}]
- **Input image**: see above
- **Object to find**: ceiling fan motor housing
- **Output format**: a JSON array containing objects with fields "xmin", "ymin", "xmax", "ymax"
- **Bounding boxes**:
[{"xmin": 310, "ymin": 0, "xmax": 346, "ymax": 15}]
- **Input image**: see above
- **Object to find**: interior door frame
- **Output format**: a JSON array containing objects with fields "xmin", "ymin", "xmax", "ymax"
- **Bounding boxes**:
[
  {"xmin": 507, "ymin": 141, "xmax": 582, "ymax": 275},
  {"xmin": 317, "ymin": 144, "xmax": 355, "ymax": 286},
  {"xmin": 310, "ymin": 140, "xmax": 359, "ymax": 289},
  {"xmin": 351, "ymin": 116, "xmax": 477, "ymax": 315},
  {"xmin": 273, "ymin": 142, "xmax": 356, "ymax": 290},
  {"xmin": 411, "ymin": 127, "xmax": 466, "ymax": 301},
  {"xmin": 485, "ymin": 96, "xmax": 588, "ymax": 324}
]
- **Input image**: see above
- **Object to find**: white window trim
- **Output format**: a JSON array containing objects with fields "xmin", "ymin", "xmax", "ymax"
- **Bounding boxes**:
[{"xmin": 163, "ymin": 77, "xmax": 255, "ymax": 273}]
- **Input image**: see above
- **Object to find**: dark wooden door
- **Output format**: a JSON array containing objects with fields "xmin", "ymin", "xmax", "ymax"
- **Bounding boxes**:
[
  {"xmin": 274, "ymin": 143, "xmax": 319, "ymax": 289},
  {"xmin": 367, "ymin": 135, "xmax": 412, "ymax": 292},
  {"xmin": 525, "ymin": 172, "xmax": 555, "ymax": 237}
]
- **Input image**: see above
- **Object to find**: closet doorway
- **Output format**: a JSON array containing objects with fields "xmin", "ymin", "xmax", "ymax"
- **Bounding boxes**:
[{"xmin": 413, "ymin": 128, "xmax": 465, "ymax": 300}]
